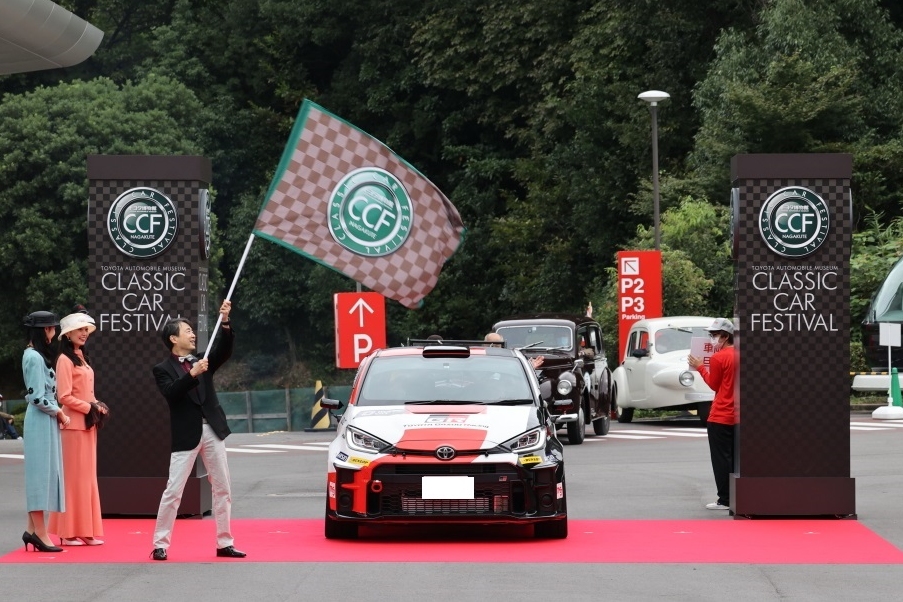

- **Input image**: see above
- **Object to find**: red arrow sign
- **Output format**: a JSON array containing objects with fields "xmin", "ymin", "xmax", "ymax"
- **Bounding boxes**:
[{"xmin": 334, "ymin": 292, "xmax": 386, "ymax": 369}]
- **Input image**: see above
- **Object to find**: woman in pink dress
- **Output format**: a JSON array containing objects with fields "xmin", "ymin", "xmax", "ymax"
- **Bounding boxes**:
[{"xmin": 48, "ymin": 310, "xmax": 108, "ymax": 545}]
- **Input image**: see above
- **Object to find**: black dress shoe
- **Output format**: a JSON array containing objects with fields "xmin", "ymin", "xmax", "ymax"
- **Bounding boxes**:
[
  {"xmin": 151, "ymin": 548, "xmax": 167, "ymax": 561},
  {"xmin": 216, "ymin": 545, "xmax": 246, "ymax": 558}
]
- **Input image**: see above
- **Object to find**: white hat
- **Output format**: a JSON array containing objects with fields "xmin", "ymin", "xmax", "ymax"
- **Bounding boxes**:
[
  {"xmin": 59, "ymin": 313, "xmax": 97, "ymax": 339},
  {"xmin": 705, "ymin": 318, "xmax": 734, "ymax": 335}
]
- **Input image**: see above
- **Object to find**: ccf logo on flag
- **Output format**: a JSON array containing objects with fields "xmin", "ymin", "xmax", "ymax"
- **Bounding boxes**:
[{"xmin": 253, "ymin": 100, "xmax": 465, "ymax": 308}]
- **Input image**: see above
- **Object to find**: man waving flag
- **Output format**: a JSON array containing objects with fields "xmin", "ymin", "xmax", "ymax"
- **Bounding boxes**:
[{"xmin": 252, "ymin": 99, "xmax": 465, "ymax": 309}]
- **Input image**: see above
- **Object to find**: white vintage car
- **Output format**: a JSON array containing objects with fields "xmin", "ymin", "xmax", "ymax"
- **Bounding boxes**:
[{"xmin": 611, "ymin": 316, "xmax": 716, "ymax": 424}]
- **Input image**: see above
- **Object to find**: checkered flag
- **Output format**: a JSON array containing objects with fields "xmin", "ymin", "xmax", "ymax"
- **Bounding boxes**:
[{"xmin": 253, "ymin": 100, "xmax": 465, "ymax": 308}]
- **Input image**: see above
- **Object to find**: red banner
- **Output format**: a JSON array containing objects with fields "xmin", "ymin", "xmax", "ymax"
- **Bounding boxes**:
[{"xmin": 617, "ymin": 250, "xmax": 662, "ymax": 361}]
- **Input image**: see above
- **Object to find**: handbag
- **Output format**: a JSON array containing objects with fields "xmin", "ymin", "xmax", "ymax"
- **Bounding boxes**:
[{"xmin": 85, "ymin": 402, "xmax": 110, "ymax": 430}]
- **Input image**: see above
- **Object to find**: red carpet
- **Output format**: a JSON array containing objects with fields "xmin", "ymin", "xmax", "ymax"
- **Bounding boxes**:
[{"xmin": 3, "ymin": 519, "xmax": 902, "ymax": 564}]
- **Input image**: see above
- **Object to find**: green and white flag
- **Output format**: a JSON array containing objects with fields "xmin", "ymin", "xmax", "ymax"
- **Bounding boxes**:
[{"xmin": 254, "ymin": 100, "xmax": 465, "ymax": 308}]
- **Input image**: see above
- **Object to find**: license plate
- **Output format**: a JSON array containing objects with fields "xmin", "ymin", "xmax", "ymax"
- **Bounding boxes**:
[{"xmin": 421, "ymin": 476, "xmax": 474, "ymax": 499}]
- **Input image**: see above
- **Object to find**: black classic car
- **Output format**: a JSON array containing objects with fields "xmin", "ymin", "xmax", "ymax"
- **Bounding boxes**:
[{"xmin": 493, "ymin": 314, "xmax": 612, "ymax": 444}]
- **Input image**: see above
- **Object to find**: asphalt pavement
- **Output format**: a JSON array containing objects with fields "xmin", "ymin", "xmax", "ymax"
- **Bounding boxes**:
[{"xmin": 1, "ymin": 411, "xmax": 902, "ymax": 601}]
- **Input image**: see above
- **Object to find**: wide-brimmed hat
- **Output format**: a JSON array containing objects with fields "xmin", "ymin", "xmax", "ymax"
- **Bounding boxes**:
[
  {"xmin": 705, "ymin": 317, "xmax": 734, "ymax": 335},
  {"xmin": 23, "ymin": 311, "xmax": 60, "ymax": 328},
  {"xmin": 59, "ymin": 312, "xmax": 97, "ymax": 339}
]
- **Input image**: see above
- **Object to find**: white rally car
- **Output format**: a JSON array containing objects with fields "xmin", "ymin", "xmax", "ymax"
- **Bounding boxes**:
[{"xmin": 320, "ymin": 340, "xmax": 567, "ymax": 539}]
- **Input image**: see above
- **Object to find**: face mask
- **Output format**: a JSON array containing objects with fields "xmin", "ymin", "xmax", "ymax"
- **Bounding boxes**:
[{"xmin": 710, "ymin": 334, "xmax": 725, "ymax": 351}]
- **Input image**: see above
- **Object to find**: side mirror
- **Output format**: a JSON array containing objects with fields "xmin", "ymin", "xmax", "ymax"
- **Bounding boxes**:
[
  {"xmin": 574, "ymin": 358, "xmax": 584, "ymax": 370},
  {"xmin": 631, "ymin": 348, "xmax": 650, "ymax": 359},
  {"xmin": 319, "ymin": 397, "xmax": 343, "ymax": 411}
]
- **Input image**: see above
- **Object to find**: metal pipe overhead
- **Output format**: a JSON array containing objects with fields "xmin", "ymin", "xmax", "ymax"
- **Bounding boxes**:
[{"xmin": 0, "ymin": 0, "xmax": 103, "ymax": 75}]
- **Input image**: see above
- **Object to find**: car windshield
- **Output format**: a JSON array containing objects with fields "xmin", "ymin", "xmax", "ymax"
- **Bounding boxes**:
[
  {"xmin": 653, "ymin": 326, "xmax": 710, "ymax": 353},
  {"xmin": 494, "ymin": 325, "xmax": 573, "ymax": 351},
  {"xmin": 871, "ymin": 257, "xmax": 903, "ymax": 322},
  {"xmin": 357, "ymin": 355, "xmax": 534, "ymax": 406}
]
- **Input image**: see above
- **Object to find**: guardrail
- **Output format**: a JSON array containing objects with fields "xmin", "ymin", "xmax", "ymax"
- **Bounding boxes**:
[
  {"xmin": 0, "ymin": 385, "xmax": 352, "ymax": 434},
  {"xmin": 851, "ymin": 371, "xmax": 891, "ymax": 392}
]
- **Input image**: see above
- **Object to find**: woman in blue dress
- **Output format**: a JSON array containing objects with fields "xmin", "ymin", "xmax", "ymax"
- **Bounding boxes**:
[{"xmin": 21, "ymin": 311, "xmax": 69, "ymax": 553}]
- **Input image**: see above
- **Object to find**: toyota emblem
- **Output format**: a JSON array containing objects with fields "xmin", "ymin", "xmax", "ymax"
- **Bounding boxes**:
[{"xmin": 435, "ymin": 446, "xmax": 456, "ymax": 460}]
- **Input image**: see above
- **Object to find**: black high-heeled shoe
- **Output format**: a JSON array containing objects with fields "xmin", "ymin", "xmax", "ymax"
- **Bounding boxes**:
[{"xmin": 23, "ymin": 531, "xmax": 62, "ymax": 552}]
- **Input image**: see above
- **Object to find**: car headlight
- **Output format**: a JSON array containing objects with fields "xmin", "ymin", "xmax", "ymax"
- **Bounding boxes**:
[
  {"xmin": 679, "ymin": 371, "xmax": 695, "ymax": 387},
  {"xmin": 502, "ymin": 427, "xmax": 546, "ymax": 453},
  {"xmin": 556, "ymin": 372, "xmax": 576, "ymax": 395},
  {"xmin": 345, "ymin": 426, "xmax": 390, "ymax": 453}
]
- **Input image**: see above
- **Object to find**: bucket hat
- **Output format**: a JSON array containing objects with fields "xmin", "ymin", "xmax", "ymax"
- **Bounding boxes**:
[{"xmin": 59, "ymin": 312, "xmax": 97, "ymax": 339}]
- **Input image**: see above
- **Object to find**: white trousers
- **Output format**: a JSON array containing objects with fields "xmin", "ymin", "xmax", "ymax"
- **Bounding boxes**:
[{"xmin": 152, "ymin": 424, "xmax": 233, "ymax": 549}]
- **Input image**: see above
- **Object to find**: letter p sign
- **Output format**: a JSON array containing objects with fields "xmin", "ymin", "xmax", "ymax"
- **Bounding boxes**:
[
  {"xmin": 335, "ymin": 292, "xmax": 387, "ymax": 369},
  {"xmin": 353, "ymin": 334, "xmax": 373, "ymax": 364}
]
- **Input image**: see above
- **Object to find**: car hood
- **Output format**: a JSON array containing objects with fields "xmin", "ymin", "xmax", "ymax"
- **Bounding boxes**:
[{"xmin": 343, "ymin": 404, "xmax": 540, "ymax": 450}]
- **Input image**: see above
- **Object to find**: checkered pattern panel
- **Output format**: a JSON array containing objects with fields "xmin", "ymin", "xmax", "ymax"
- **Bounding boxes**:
[
  {"xmin": 88, "ymin": 178, "xmax": 209, "ymax": 478},
  {"xmin": 735, "ymin": 178, "xmax": 851, "ymax": 477},
  {"xmin": 254, "ymin": 104, "xmax": 465, "ymax": 308}
]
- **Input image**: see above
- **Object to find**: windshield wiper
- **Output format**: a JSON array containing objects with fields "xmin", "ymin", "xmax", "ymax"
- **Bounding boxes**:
[
  {"xmin": 519, "ymin": 341, "xmax": 545, "ymax": 350},
  {"xmin": 487, "ymin": 399, "xmax": 535, "ymax": 405},
  {"xmin": 404, "ymin": 399, "xmax": 481, "ymax": 405}
]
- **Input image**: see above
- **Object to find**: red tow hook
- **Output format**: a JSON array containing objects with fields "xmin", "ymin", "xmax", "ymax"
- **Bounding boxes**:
[{"xmin": 370, "ymin": 480, "xmax": 383, "ymax": 493}]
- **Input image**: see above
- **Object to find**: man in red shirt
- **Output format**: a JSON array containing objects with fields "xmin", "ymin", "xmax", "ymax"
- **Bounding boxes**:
[{"xmin": 688, "ymin": 318, "xmax": 736, "ymax": 511}]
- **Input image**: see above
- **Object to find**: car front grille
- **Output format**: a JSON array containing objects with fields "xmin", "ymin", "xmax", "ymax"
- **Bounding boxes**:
[
  {"xmin": 383, "ymin": 463, "xmax": 499, "ymax": 475},
  {"xmin": 400, "ymin": 495, "xmax": 492, "ymax": 514},
  {"xmin": 368, "ymin": 464, "xmax": 525, "ymax": 516}
]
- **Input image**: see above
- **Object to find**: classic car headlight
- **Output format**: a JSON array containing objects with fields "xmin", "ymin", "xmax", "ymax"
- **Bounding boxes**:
[
  {"xmin": 345, "ymin": 426, "xmax": 390, "ymax": 453},
  {"xmin": 679, "ymin": 370, "xmax": 695, "ymax": 387},
  {"xmin": 502, "ymin": 427, "xmax": 546, "ymax": 453},
  {"xmin": 556, "ymin": 372, "xmax": 576, "ymax": 396}
]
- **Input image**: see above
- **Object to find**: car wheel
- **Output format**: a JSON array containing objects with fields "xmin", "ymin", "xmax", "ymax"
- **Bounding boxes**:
[
  {"xmin": 592, "ymin": 409, "xmax": 611, "ymax": 436},
  {"xmin": 325, "ymin": 507, "xmax": 358, "ymax": 539},
  {"xmin": 534, "ymin": 519, "xmax": 568, "ymax": 539},
  {"xmin": 696, "ymin": 401, "xmax": 711, "ymax": 425},
  {"xmin": 616, "ymin": 402, "xmax": 634, "ymax": 423},
  {"xmin": 566, "ymin": 406, "xmax": 585, "ymax": 444}
]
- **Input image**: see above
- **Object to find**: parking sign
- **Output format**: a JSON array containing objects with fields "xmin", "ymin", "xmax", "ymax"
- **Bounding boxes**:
[
  {"xmin": 334, "ymin": 292, "xmax": 387, "ymax": 368},
  {"xmin": 617, "ymin": 251, "xmax": 662, "ymax": 361}
]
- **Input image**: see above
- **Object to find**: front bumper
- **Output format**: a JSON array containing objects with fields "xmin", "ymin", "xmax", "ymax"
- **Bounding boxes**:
[
  {"xmin": 550, "ymin": 412, "xmax": 579, "ymax": 424},
  {"xmin": 328, "ymin": 460, "xmax": 566, "ymax": 524}
]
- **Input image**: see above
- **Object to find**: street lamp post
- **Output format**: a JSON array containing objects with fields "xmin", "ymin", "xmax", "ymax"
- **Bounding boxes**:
[{"xmin": 638, "ymin": 90, "xmax": 670, "ymax": 250}]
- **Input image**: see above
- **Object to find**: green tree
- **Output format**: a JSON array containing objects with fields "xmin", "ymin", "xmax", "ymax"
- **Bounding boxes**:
[
  {"xmin": 593, "ymin": 198, "xmax": 730, "ymax": 361},
  {"xmin": 689, "ymin": 0, "xmax": 903, "ymax": 218},
  {"xmin": 0, "ymin": 75, "xmax": 210, "ymax": 368}
]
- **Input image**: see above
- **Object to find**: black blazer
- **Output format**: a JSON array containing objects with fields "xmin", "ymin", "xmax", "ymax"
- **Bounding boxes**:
[{"xmin": 152, "ymin": 327, "xmax": 234, "ymax": 452}]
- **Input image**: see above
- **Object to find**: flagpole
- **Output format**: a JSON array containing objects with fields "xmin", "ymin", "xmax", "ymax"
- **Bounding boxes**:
[{"xmin": 204, "ymin": 232, "xmax": 256, "ymax": 359}]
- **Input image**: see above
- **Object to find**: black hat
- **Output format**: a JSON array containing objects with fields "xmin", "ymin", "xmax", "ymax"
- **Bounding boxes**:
[{"xmin": 23, "ymin": 311, "xmax": 60, "ymax": 328}]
